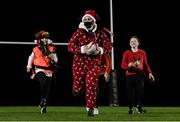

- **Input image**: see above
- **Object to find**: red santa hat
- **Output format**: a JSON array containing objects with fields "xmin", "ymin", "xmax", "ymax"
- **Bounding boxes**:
[{"xmin": 82, "ymin": 10, "xmax": 96, "ymax": 22}]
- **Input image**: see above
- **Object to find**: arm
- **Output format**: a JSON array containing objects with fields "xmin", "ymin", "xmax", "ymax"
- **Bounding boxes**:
[
  {"xmin": 99, "ymin": 30, "xmax": 112, "ymax": 55},
  {"xmin": 48, "ymin": 46, "xmax": 58, "ymax": 63},
  {"xmin": 68, "ymin": 29, "xmax": 85, "ymax": 55},
  {"xmin": 104, "ymin": 53, "xmax": 111, "ymax": 74},
  {"xmin": 143, "ymin": 51, "xmax": 155, "ymax": 81},
  {"xmin": 48, "ymin": 53, "xmax": 58, "ymax": 63},
  {"xmin": 27, "ymin": 52, "xmax": 34, "ymax": 72},
  {"xmin": 104, "ymin": 53, "xmax": 111, "ymax": 82},
  {"xmin": 121, "ymin": 51, "xmax": 130, "ymax": 70},
  {"xmin": 143, "ymin": 51, "xmax": 152, "ymax": 74}
]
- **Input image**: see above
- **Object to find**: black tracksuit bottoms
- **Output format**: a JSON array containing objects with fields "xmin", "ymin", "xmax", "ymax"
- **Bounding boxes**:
[{"xmin": 126, "ymin": 74, "xmax": 145, "ymax": 109}]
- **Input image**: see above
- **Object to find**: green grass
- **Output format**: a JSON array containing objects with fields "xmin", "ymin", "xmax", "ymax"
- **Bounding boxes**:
[{"xmin": 0, "ymin": 106, "xmax": 180, "ymax": 121}]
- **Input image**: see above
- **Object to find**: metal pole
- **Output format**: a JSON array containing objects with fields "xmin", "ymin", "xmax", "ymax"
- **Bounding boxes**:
[
  {"xmin": 110, "ymin": 0, "xmax": 114, "ymax": 70},
  {"xmin": 109, "ymin": 0, "xmax": 119, "ymax": 107}
]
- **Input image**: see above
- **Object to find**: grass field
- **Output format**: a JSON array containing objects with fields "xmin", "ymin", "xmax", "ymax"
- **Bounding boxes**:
[{"xmin": 0, "ymin": 106, "xmax": 180, "ymax": 121}]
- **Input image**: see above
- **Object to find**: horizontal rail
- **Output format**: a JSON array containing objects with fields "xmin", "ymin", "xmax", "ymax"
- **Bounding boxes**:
[{"xmin": 0, "ymin": 41, "xmax": 69, "ymax": 45}]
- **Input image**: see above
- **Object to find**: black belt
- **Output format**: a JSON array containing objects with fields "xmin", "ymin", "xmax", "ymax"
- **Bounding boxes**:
[
  {"xmin": 128, "ymin": 67, "xmax": 144, "ymax": 74},
  {"xmin": 35, "ymin": 65, "xmax": 53, "ymax": 70}
]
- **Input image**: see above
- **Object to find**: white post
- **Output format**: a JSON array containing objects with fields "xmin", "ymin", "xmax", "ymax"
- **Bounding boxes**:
[
  {"xmin": 110, "ymin": 0, "xmax": 114, "ymax": 70},
  {"xmin": 109, "ymin": 0, "xmax": 119, "ymax": 107}
]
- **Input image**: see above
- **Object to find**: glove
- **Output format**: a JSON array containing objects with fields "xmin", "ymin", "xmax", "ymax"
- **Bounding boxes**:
[
  {"xmin": 81, "ymin": 42, "xmax": 103, "ymax": 55},
  {"xmin": 85, "ymin": 42, "xmax": 97, "ymax": 55},
  {"xmin": 92, "ymin": 45, "xmax": 101, "ymax": 55}
]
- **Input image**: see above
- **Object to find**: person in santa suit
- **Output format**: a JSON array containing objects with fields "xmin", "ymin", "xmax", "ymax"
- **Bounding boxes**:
[
  {"xmin": 68, "ymin": 10, "xmax": 112, "ymax": 116},
  {"xmin": 26, "ymin": 30, "xmax": 58, "ymax": 114},
  {"xmin": 121, "ymin": 36, "xmax": 155, "ymax": 114}
]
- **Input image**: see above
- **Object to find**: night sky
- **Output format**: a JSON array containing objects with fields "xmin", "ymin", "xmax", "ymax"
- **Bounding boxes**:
[{"xmin": 0, "ymin": 0, "xmax": 179, "ymax": 106}]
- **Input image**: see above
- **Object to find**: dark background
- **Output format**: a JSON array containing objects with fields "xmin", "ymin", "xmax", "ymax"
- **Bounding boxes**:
[{"xmin": 0, "ymin": 0, "xmax": 179, "ymax": 106}]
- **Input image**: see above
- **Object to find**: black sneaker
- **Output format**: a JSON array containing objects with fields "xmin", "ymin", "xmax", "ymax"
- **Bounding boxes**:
[
  {"xmin": 41, "ymin": 107, "xmax": 46, "ymax": 114},
  {"xmin": 88, "ymin": 108, "xmax": 94, "ymax": 117},
  {"xmin": 72, "ymin": 90, "xmax": 79, "ymax": 97},
  {"xmin": 39, "ymin": 99, "xmax": 47, "ymax": 114},
  {"xmin": 136, "ymin": 106, "xmax": 146, "ymax": 114},
  {"xmin": 128, "ymin": 109, "xmax": 133, "ymax": 114}
]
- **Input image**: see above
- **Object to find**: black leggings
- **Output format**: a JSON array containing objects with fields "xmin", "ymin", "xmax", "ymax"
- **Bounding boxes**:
[
  {"xmin": 126, "ymin": 74, "xmax": 144, "ymax": 109},
  {"xmin": 35, "ymin": 72, "xmax": 52, "ymax": 101}
]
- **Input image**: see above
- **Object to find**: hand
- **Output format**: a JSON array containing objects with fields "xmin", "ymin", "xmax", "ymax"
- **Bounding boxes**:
[
  {"xmin": 30, "ymin": 73, "xmax": 35, "ymax": 79},
  {"xmin": 104, "ymin": 72, "xmax": 110, "ymax": 82},
  {"xmin": 86, "ymin": 42, "xmax": 94, "ymax": 49},
  {"xmin": 85, "ymin": 42, "xmax": 97, "ymax": 55},
  {"xmin": 27, "ymin": 65, "xmax": 32, "ymax": 73},
  {"xmin": 134, "ymin": 61, "xmax": 140, "ymax": 67},
  {"xmin": 92, "ymin": 45, "xmax": 101, "ymax": 55},
  {"xmin": 48, "ymin": 53, "xmax": 55, "ymax": 60},
  {"xmin": 128, "ymin": 61, "xmax": 141, "ymax": 69},
  {"xmin": 149, "ymin": 73, "xmax": 155, "ymax": 82},
  {"xmin": 128, "ymin": 62, "xmax": 135, "ymax": 67}
]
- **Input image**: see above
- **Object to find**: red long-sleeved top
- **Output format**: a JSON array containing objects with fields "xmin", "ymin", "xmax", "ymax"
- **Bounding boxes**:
[
  {"xmin": 121, "ymin": 49, "xmax": 152, "ymax": 76},
  {"xmin": 100, "ymin": 53, "xmax": 111, "ymax": 75}
]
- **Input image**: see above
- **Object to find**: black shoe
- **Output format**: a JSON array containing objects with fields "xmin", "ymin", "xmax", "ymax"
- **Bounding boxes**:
[
  {"xmin": 136, "ymin": 106, "xmax": 146, "ymax": 114},
  {"xmin": 39, "ymin": 98, "xmax": 47, "ymax": 114},
  {"xmin": 72, "ymin": 90, "xmax": 78, "ymax": 97},
  {"xmin": 139, "ymin": 109, "xmax": 146, "ymax": 114},
  {"xmin": 88, "ymin": 108, "xmax": 94, "ymax": 117},
  {"xmin": 41, "ymin": 107, "xmax": 46, "ymax": 114},
  {"xmin": 128, "ymin": 109, "xmax": 133, "ymax": 114}
]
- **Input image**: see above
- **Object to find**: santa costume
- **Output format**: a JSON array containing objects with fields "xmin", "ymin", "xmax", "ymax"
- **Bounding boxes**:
[{"xmin": 68, "ymin": 10, "xmax": 112, "ymax": 116}]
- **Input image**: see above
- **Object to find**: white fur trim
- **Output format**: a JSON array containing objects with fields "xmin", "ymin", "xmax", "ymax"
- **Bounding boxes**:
[
  {"xmin": 81, "ymin": 45, "xmax": 86, "ymax": 54},
  {"xmin": 82, "ymin": 14, "xmax": 96, "ymax": 22},
  {"xmin": 86, "ymin": 107, "xmax": 99, "ymax": 115},
  {"xmin": 92, "ymin": 23, "xmax": 97, "ymax": 32},
  {"xmin": 79, "ymin": 22, "xmax": 88, "ymax": 32},
  {"xmin": 99, "ymin": 47, "xmax": 104, "ymax": 55}
]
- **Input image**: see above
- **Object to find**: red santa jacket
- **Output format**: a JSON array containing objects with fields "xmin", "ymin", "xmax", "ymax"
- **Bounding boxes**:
[{"xmin": 68, "ymin": 28, "xmax": 112, "ymax": 68}]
